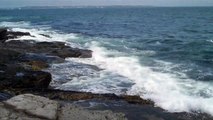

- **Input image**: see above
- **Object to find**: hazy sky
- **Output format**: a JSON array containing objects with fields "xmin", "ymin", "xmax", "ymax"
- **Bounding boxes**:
[{"xmin": 0, "ymin": 0, "xmax": 213, "ymax": 8}]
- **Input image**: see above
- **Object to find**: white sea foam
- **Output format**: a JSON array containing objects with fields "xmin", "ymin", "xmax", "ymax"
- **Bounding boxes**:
[
  {"xmin": 207, "ymin": 39, "xmax": 213, "ymax": 43},
  {"xmin": 83, "ymin": 41, "xmax": 213, "ymax": 115},
  {"xmin": 0, "ymin": 21, "xmax": 79, "ymax": 47}
]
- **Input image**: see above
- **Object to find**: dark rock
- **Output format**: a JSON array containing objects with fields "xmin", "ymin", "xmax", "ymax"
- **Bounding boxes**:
[
  {"xmin": 50, "ymin": 48, "xmax": 92, "ymax": 58},
  {"xmin": 0, "ymin": 67, "xmax": 51, "ymax": 89},
  {"xmin": 7, "ymin": 31, "xmax": 32, "ymax": 39},
  {"xmin": 121, "ymin": 95, "xmax": 153, "ymax": 105},
  {"xmin": 25, "ymin": 61, "xmax": 49, "ymax": 71},
  {"xmin": 0, "ymin": 28, "xmax": 32, "ymax": 42},
  {"xmin": 0, "ymin": 28, "xmax": 7, "ymax": 43},
  {"xmin": 20, "ymin": 53, "xmax": 65, "ymax": 64},
  {"xmin": 39, "ymin": 34, "xmax": 51, "ymax": 38},
  {"xmin": 0, "ymin": 92, "xmax": 13, "ymax": 101},
  {"xmin": 0, "ymin": 49, "xmax": 22, "ymax": 63},
  {"xmin": 36, "ymin": 41, "xmax": 68, "ymax": 49},
  {"xmin": 1, "ymin": 40, "xmax": 92, "ymax": 59}
]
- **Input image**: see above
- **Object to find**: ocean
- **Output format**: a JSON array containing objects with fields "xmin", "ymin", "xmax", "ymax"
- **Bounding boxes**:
[{"xmin": 0, "ymin": 7, "xmax": 213, "ymax": 116}]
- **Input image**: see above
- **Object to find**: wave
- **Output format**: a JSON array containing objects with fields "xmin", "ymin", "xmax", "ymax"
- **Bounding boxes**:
[
  {"xmin": 0, "ymin": 21, "xmax": 79, "ymax": 47},
  {"xmin": 1, "ymin": 21, "xmax": 213, "ymax": 116},
  {"xmin": 87, "ymin": 41, "xmax": 213, "ymax": 115},
  {"xmin": 207, "ymin": 39, "xmax": 213, "ymax": 44}
]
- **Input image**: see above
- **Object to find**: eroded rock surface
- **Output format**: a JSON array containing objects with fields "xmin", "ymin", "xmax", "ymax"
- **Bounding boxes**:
[{"xmin": 0, "ymin": 94, "xmax": 127, "ymax": 120}]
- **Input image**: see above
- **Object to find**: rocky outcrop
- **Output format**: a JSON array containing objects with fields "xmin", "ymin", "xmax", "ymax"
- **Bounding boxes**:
[
  {"xmin": 0, "ymin": 94, "xmax": 127, "ymax": 120},
  {"xmin": 1, "ymin": 40, "xmax": 92, "ymax": 59},
  {"xmin": 0, "ymin": 28, "xmax": 32, "ymax": 43},
  {"xmin": 0, "ymin": 28, "xmax": 92, "ymax": 91},
  {"xmin": 0, "ymin": 64, "xmax": 51, "ymax": 89}
]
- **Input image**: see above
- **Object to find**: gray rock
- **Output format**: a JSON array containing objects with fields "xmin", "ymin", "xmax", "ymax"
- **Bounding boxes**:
[
  {"xmin": 0, "ymin": 94, "xmax": 127, "ymax": 120},
  {"xmin": 3, "ymin": 94, "xmax": 58, "ymax": 120},
  {"xmin": 0, "ymin": 103, "xmax": 43, "ymax": 120},
  {"xmin": 58, "ymin": 104, "xmax": 127, "ymax": 120}
]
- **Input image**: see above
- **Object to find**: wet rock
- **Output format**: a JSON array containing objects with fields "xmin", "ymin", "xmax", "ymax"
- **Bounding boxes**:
[
  {"xmin": 1, "ymin": 40, "xmax": 92, "ymax": 59},
  {"xmin": 20, "ymin": 53, "xmax": 65, "ymax": 64},
  {"xmin": 0, "ymin": 92, "xmax": 13, "ymax": 101},
  {"xmin": 0, "ymin": 69, "xmax": 51, "ymax": 89},
  {"xmin": 36, "ymin": 41, "xmax": 67, "ymax": 48},
  {"xmin": 51, "ymin": 48, "xmax": 92, "ymax": 58},
  {"xmin": 0, "ymin": 28, "xmax": 32, "ymax": 42},
  {"xmin": 0, "ymin": 48, "xmax": 22, "ymax": 63},
  {"xmin": 121, "ymin": 95, "xmax": 153, "ymax": 105},
  {"xmin": 39, "ymin": 34, "xmax": 51, "ymax": 38},
  {"xmin": 0, "ymin": 28, "xmax": 7, "ymax": 43},
  {"xmin": 25, "ymin": 61, "xmax": 49, "ymax": 71},
  {"xmin": 7, "ymin": 31, "xmax": 32, "ymax": 39}
]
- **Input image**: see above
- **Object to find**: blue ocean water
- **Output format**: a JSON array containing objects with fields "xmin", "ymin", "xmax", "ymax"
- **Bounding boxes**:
[{"xmin": 0, "ymin": 7, "xmax": 213, "ymax": 115}]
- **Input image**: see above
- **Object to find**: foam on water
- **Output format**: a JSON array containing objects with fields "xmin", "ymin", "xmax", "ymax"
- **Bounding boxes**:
[
  {"xmin": 0, "ymin": 21, "xmax": 79, "ymax": 47},
  {"xmin": 83, "ymin": 41, "xmax": 213, "ymax": 115}
]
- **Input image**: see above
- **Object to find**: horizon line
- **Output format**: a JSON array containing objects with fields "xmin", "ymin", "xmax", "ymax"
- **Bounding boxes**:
[{"xmin": 0, "ymin": 5, "xmax": 213, "ymax": 9}]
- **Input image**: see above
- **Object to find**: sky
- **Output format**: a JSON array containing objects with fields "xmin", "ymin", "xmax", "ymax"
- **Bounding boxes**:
[{"xmin": 0, "ymin": 0, "xmax": 213, "ymax": 8}]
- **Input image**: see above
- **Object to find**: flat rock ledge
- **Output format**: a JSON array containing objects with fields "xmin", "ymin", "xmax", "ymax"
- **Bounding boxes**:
[{"xmin": 0, "ymin": 94, "xmax": 127, "ymax": 120}]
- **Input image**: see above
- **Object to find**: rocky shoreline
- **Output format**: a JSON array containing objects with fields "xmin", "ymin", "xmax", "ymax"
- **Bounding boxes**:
[{"xmin": 0, "ymin": 28, "xmax": 213, "ymax": 120}]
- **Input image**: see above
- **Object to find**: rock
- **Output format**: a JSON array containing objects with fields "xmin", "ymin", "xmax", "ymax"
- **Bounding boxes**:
[
  {"xmin": 58, "ymin": 104, "xmax": 127, "ymax": 120},
  {"xmin": 39, "ymin": 34, "xmax": 51, "ymax": 38},
  {"xmin": 25, "ymin": 61, "xmax": 49, "ymax": 71},
  {"xmin": 0, "ymin": 28, "xmax": 32, "ymax": 42},
  {"xmin": 1, "ymin": 40, "xmax": 92, "ymax": 59},
  {"xmin": 0, "ymin": 28, "xmax": 7, "ymax": 43},
  {"xmin": 0, "ymin": 94, "xmax": 127, "ymax": 120},
  {"xmin": 0, "ymin": 92, "xmax": 13, "ymax": 101},
  {"xmin": 5, "ymin": 89, "xmax": 153, "ymax": 105},
  {"xmin": 0, "ymin": 49, "xmax": 22, "ymax": 63},
  {"xmin": 121, "ymin": 95, "xmax": 153, "ymax": 105},
  {"xmin": 7, "ymin": 31, "xmax": 32, "ymax": 39},
  {"xmin": 0, "ymin": 102, "xmax": 43, "ymax": 120},
  {"xmin": 3, "ymin": 94, "xmax": 58, "ymax": 120},
  {"xmin": 51, "ymin": 48, "xmax": 92, "ymax": 58},
  {"xmin": 0, "ymin": 69, "xmax": 52, "ymax": 89},
  {"xmin": 20, "ymin": 53, "xmax": 65, "ymax": 64},
  {"xmin": 36, "ymin": 41, "xmax": 67, "ymax": 48}
]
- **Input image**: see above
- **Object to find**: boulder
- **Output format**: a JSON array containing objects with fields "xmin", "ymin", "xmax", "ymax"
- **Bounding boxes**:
[{"xmin": 3, "ymin": 94, "xmax": 58, "ymax": 120}]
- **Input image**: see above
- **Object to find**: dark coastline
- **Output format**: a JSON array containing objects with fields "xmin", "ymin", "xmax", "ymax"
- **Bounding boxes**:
[{"xmin": 0, "ymin": 28, "xmax": 213, "ymax": 120}]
